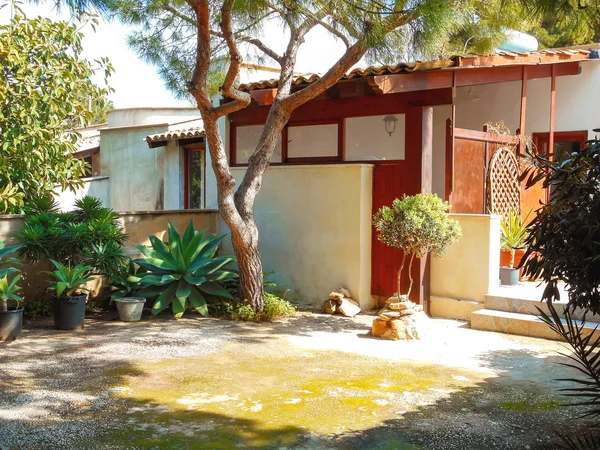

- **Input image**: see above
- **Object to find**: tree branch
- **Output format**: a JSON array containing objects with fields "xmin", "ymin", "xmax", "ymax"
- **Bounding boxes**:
[
  {"xmin": 209, "ymin": 29, "xmax": 283, "ymax": 65},
  {"xmin": 299, "ymin": 10, "xmax": 351, "ymax": 48},
  {"xmin": 211, "ymin": 0, "xmax": 252, "ymax": 118},
  {"xmin": 283, "ymin": 7, "xmax": 415, "ymax": 108}
]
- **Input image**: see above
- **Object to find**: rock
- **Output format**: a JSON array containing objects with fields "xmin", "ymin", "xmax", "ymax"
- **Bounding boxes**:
[
  {"xmin": 322, "ymin": 299, "xmax": 337, "ymax": 315},
  {"xmin": 329, "ymin": 291, "xmax": 345, "ymax": 301},
  {"xmin": 337, "ymin": 286, "xmax": 352, "ymax": 298},
  {"xmin": 388, "ymin": 294, "xmax": 408, "ymax": 303},
  {"xmin": 387, "ymin": 301, "xmax": 411, "ymax": 311},
  {"xmin": 338, "ymin": 298, "xmax": 361, "ymax": 317},
  {"xmin": 378, "ymin": 308, "xmax": 401, "ymax": 319},
  {"xmin": 372, "ymin": 315, "xmax": 423, "ymax": 340}
]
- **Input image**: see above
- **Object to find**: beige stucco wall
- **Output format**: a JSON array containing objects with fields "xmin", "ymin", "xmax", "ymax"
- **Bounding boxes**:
[
  {"xmin": 107, "ymin": 108, "xmax": 199, "ymax": 128},
  {"xmin": 99, "ymin": 125, "xmax": 168, "ymax": 211},
  {"xmin": 452, "ymin": 60, "xmax": 600, "ymax": 139},
  {"xmin": 119, "ymin": 210, "xmax": 218, "ymax": 255},
  {"xmin": 220, "ymin": 164, "xmax": 374, "ymax": 309},
  {"xmin": 54, "ymin": 176, "xmax": 111, "ymax": 211},
  {"xmin": 431, "ymin": 214, "xmax": 501, "ymax": 306}
]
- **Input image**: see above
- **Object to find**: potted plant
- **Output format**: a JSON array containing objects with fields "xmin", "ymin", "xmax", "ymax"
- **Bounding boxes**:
[
  {"xmin": 373, "ymin": 193, "xmax": 462, "ymax": 302},
  {"xmin": 110, "ymin": 258, "xmax": 147, "ymax": 322},
  {"xmin": 134, "ymin": 220, "xmax": 237, "ymax": 319},
  {"xmin": 0, "ymin": 242, "xmax": 23, "ymax": 341},
  {"xmin": 500, "ymin": 210, "xmax": 530, "ymax": 286},
  {"xmin": 47, "ymin": 261, "xmax": 93, "ymax": 330}
]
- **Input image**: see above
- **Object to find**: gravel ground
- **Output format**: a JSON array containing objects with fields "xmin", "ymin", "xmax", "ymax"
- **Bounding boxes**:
[{"xmin": 0, "ymin": 312, "xmax": 593, "ymax": 449}]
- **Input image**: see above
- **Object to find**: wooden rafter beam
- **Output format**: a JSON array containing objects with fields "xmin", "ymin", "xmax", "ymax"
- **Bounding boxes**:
[{"xmin": 370, "ymin": 62, "xmax": 580, "ymax": 95}]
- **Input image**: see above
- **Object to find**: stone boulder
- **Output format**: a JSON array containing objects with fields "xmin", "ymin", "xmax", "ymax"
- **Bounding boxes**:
[
  {"xmin": 372, "ymin": 313, "xmax": 427, "ymax": 341},
  {"xmin": 322, "ymin": 299, "xmax": 337, "ymax": 315},
  {"xmin": 338, "ymin": 298, "xmax": 361, "ymax": 317}
]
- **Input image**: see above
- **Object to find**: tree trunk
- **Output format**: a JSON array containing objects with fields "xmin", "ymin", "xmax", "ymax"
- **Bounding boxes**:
[
  {"xmin": 1, "ymin": 300, "xmax": 6, "ymax": 313},
  {"xmin": 230, "ymin": 220, "xmax": 264, "ymax": 311}
]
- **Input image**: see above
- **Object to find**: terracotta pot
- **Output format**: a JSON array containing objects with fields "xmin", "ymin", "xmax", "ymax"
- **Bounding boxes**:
[{"xmin": 500, "ymin": 249, "xmax": 526, "ymax": 280}]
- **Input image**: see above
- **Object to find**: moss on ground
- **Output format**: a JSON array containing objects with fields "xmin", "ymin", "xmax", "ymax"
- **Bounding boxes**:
[
  {"xmin": 501, "ymin": 400, "xmax": 563, "ymax": 412},
  {"xmin": 99, "ymin": 343, "xmax": 482, "ymax": 448}
]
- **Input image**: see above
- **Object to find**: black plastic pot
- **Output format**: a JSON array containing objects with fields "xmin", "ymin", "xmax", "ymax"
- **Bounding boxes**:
[
  {"xmin": 52, "ymin": 295, "xmax": 87, "ymax": 330},
  {"xmin": 0, "ymin": 308, "xmax": 23, "ymax": 341}
]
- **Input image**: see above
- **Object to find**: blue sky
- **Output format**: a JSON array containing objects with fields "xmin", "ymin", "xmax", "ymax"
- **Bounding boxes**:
[{"xmin": 0, "ymin": 1, "xmax": 192, "ymax": 108}]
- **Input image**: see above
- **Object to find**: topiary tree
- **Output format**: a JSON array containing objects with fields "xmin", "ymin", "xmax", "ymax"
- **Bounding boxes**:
[{"xmin": 373, "ymin": 193, "xmax": 461, "ymax": 300}]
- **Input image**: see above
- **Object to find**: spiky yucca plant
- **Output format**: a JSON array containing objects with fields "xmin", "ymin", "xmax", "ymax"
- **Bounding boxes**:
[
  {"xmin": 134, "ymin": 220, "xmax": 237, "ymax": 319},
  {"xmin": 538, "ymin": 302, "xmax": 600, "ymax": 449},
  {"xmin": 500, "ymin": 210, "xmax": 530, "ymax": 269}
]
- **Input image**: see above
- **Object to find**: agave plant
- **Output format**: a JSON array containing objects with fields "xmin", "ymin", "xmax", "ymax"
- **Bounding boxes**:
[
  {"xmin": 0, "ymin": 273, "xmax": 22, "ymax": 313},
  {"xmin": 111, "ymin": 258, "xmax": 147, "ymax": 300},
  {"xmin": 500, "ymin": 210, "xmax": 531, "ymax": 268},
  {"xmin": 0, "ymin": 242, "xmax": 21, "ymax": 313},
  {"xmin": 46, "ymin": 260, "xmax": 94, "ymax": 297},
  {"xmin": 134, "ymin": 220, "xmax": 237, "ymax": 318}
]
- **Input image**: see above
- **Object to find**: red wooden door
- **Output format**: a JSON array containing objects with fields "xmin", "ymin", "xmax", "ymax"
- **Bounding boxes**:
[{"xmin": 371, "ymin": 162, "xmax": 419, "ymax": 304}]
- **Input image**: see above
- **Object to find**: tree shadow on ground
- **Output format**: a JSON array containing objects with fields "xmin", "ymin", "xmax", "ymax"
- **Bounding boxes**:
[{"xmin": 2, "ymin": 315, "xmax": 595, "ymax": 449}]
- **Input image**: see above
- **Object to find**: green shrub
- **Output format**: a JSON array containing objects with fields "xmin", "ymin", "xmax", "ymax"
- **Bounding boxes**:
[
  {"xmin": 217, "ymin": 293, "xmax": 296, "ymax": 322},
  {"xmin": 22, "ymin": 298, "xmax": 52, "ymax": 319},
  {"xmin": 17, "ymin": 196, "xmax": 127, "ymax": 280},
  {"xmin": 373, "ymin": 193, "xmax": 461, "ymax": 297},
  {"xmin": 230, "ymin": 303, "xmax": 256, "ymax": 321}
]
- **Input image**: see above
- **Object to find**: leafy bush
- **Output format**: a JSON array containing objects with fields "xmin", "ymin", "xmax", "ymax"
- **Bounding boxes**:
[
  {"xmin": 134, "ymin": 220, "xmax": 237, "ymax": 319},
  {"xmin": 522, "ymin": 137, "xmax": 600, "ymax": 314},
  {"xmin": 17, "ymin": 196, "xmax": 127, "ymax": 280},
  {"xmin": 373, "ymin": 193, "xmax": 461, "ymax": 297},
  {"xmin": 0, "ymin": 15, "xmax": 112, "ymax": 212},
  {"xmin": 218, "ymin": 293, "xmax": 296, "ymax": 322},
  {"xmin": 521, "ymin": 137, "xmax": 600, "ymax": 448},
  {"xmin": 22, "ymin": 298, "xmax": 52, "ymax": 319},
  {"xmin": 259, "ymin": 292, "xmax": 296, "ymax": 321}
]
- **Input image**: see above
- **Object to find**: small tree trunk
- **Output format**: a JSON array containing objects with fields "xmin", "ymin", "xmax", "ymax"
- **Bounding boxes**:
[
  {"xmin": 230, "ymin": 220, "xmax": 264, "ymax": 312},
  {"xmin": 406, "ymin": 253, "xmax": 416, "ymax": 298},
  {"xmin": 1, "ymin": 300, "xmax": 6, "ymax": 313},
  {"xmin": 510, "ymin": 250, "xmax": 516, "ymax": 269},
  {"xmin": 397, "ymin": 253, "xmax": 407, "ymax": 299}
]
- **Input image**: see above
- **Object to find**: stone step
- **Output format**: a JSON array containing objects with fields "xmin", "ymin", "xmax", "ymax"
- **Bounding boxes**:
[
  {"xmin": 471, "ymin": 309, "xmax": 600, "ymax": 341},
  {"xmin": 484, "ymin": 294, "xmax": 600, "ymax": 322}
]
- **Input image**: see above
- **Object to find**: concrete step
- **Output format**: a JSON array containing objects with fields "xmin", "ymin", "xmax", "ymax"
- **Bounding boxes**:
[
  {"xmin": 484, "ymin": 294, "xmax": 600, "ymax": 322},
  {"xmin": 471, "ymin": 309, "xmax": 600, "ymax": 341}
]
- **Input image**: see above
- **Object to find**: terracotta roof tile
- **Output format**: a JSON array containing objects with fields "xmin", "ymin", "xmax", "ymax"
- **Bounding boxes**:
[{"xmin": 238, "ymin": 46, "xmax": 595, "ymax": 91}]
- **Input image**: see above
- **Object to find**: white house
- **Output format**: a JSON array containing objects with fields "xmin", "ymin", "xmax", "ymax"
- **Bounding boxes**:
[{"xmin": 57, "ymin": 45, "xmax": 600, "ymax": 328}]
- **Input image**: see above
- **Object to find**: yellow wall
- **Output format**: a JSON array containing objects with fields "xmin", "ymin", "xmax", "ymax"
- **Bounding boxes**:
[
  {"xmin": 431, "ymin": 214, "xmax": 500, "ymax": 305},
  {"xmin": 222, "ymin": 164, "xmax": 374, "ymax": 309}
]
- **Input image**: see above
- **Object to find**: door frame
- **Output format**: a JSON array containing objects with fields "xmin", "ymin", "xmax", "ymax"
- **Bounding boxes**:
[
  {"xmin": 532, "ymin": 130, "xmax": 588, "ymax": 156},
  {"xmin": 531, "ymin": 130, "xmax": 588, "ymax": 204},
  {"xmin": 183, "ymin": 144, "xmax": 207, "ymax": 209}
]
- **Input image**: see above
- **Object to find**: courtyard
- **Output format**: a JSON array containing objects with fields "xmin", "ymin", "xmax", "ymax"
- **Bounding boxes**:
[{"xmin": 0, "ymin": 312, "xmax": 591, "ymax": 449}]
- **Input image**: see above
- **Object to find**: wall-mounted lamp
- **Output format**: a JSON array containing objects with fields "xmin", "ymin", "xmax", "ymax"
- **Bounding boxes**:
[{"xmin": 383, "ymin": 115, "xmax": 399, "ymax": 137}]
